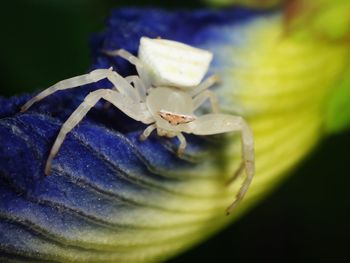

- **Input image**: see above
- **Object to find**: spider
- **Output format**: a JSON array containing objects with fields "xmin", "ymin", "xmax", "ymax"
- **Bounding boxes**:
[{"xmin": 21, "ymin": 37, "xmax": 255, "ymax": 214}]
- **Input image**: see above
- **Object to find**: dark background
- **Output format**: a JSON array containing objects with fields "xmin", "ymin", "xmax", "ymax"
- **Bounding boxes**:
[{"xmin": 1, "ymin": 1, "xmax": 349, "ymax": 262}]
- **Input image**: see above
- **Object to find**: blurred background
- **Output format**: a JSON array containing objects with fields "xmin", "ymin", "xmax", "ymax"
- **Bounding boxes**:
[{"xmin": 0, "ymin": 1, "xmax": 349, "ymax": 262}]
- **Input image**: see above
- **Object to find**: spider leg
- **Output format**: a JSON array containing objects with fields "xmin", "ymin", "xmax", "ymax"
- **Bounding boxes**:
[
  {"xmin": 104, "ymin": 49, "xmax": 152, "ymax": 88},
  {"xmin": 225, "ymin": 161, "xmax": 245, "ymax": 186},
  {"xmin": 105, "ymin": 71, "xmax": 140, "ymax": 102},
  {"xmin": 104, "ymin": 75, "xmax": 147, "ymax": 109},
  {"xmin": 180, "ymin": 113, "xmax": 254, "ymax": 215},
  {"xmin": 193, "ymin": 90, "xmax": 219, "ymax": 113},
  {"xmin": 21, "ymin": 69, "xmax": 113, "ymax": 112},
  {"xmin": 125, "ymin": 75, "xmax": 147, "ymax": 101},
  {"xmin": 44, "ymin": 89, "xmax": 153, "ymax": 175},
  {"xmin": 176, "ymin": 133, "xmax": 187, "ymax": 156},
  {"xmin": 140, "ymin": 124, "xmax": 157, "ymax": 141},
  {"xmin": 190, "ymin": 74, "xmax": 220, "ymax": 97},
  {"xmin": 21, "ymin": 68, "xmax": 139, "ymax": 112}
]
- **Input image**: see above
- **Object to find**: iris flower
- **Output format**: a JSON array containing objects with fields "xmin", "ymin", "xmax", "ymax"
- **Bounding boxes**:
[{"xmin": 1, "ymin": 1, "xmax": 349, "ymax": 262}]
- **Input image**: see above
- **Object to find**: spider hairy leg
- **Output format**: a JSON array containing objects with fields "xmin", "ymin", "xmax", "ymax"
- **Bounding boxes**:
[
  {"xmin": 176, "ymin": 133, "xmax": 187, "ymax": 156},
  {"xmin": 225, "ymin": 161, "xmax": 245, "ymax": 186},
  {"xmin": 179, "ymin": 113, "xmax": 255, "ymax": 215},
  {"xmin": 140, "ymin": 124, "xmax": 157, "ymax": 141},
  {"xmin": 105, "ymin": 49, "xmax": 140, "ymax": 66},
  {"xmin": 190, "ymin": 74, "xmax": 220, "ymax": 96},
  {"xmin": 125, "ymin": 75, "xmax": 147, "ymax": 100},
  {"xmin": 45, "ymin": 89, "xmax": 152, "ymax": 175},
  {"xmin": 104, "ymin": 75, "xmax": 146, "ymax": 109},
  {"xmin": 104, "ymin": 49, "xmax": 151, "ymax": 87},
  {"xmin": 193, "ymin": 90, "xmax": 219, "ymax": 113},
  {"xmin": 105, "ymin": 70, "xmax": 141, "ymax": 102},
  {"xmin": 20, "ymin": 68, "xmax": 115, "ymax": 112}
]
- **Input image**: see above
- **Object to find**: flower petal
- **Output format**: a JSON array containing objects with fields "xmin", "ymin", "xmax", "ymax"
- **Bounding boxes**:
[{"xmin": 1, "ymin": 6, "xmax": 349, "ymax": 263}]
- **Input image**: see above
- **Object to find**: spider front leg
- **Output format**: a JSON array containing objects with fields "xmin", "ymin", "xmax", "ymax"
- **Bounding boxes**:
[
  {"xmin": 125, "ymin": 75, "xmax": 147, "ymax": 101},
  {"xmin": 104, "ymin": 75, "xmax": 146, "ymax": 109},
  {"xmin": 180, "ymin": 113, "xmax": 255, "ymax": 215},
  {"xmin": 191, "ymin": 75, "xmax": 220, "ymax": 113},
  {"xmin": 140, "ymin": 124, "xmax": 157, "ymax": 141},
  {"xmin": 21, "ymin": 67, "xmax": 142, "ymax": 111},
  {"xmin": 193, "ymin": 90, "xmax": 219, "ymax": 113},
  {"xmin": 190, "ymin": 74, "xmax": 220, "ymax": 97},
  {"xmin": 104, "ymin": 49, "xmax": 151, "ymax": 88},
  {"xmin": 21, "ymin": 68, "xmax": 115, "ymax": 112},
  {"xmin": 44, "ymin": 89, "xmax": 153, "ymax": 175},
  {"xmin": 140, "ymin": 126, "xmax": 187, "ymax": 156},
  {"xmin": 176, "ymin": 133, "xmax": 187, "ymax": 156}
]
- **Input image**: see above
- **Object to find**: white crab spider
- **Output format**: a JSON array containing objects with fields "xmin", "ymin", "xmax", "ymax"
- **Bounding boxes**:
[{"xmin": 21, "ymin": 37, "xmax": 254, "ymax": 214}]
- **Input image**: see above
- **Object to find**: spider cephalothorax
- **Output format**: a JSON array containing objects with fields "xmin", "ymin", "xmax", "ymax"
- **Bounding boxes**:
[{"xmin": 21, "ymin": 37, "xmax": 254, "ymax": 214}]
